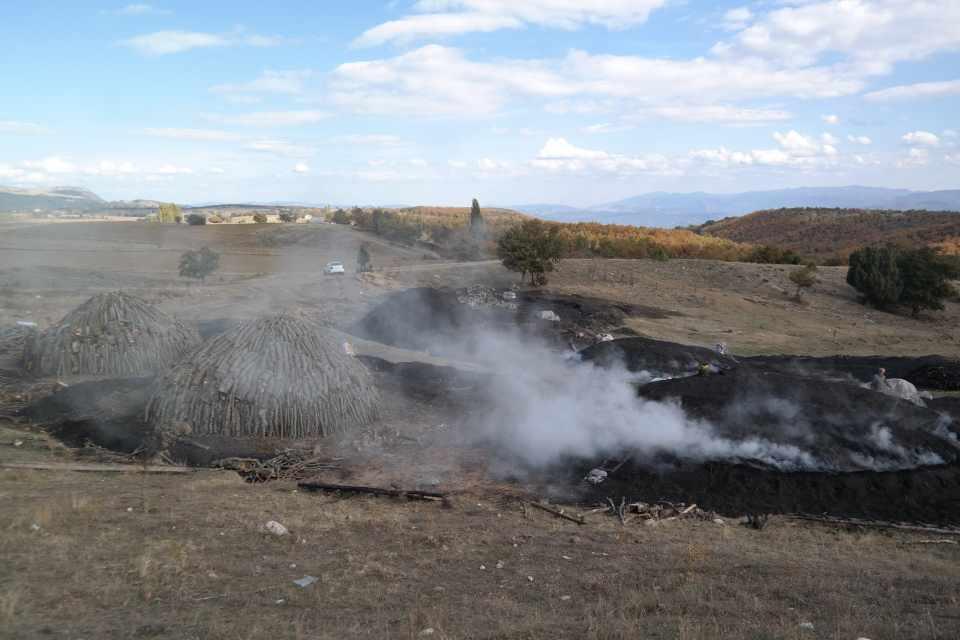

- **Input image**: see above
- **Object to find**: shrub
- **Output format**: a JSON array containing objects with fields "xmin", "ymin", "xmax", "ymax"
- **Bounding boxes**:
[
  {"xmin": 847, "ymin": 246, "xmax": 904, "ymax": 309},
  {"xmin": 185, "ymin": 213, "xmax": 206, "ymax": 226},
  {"xmin": 179, "ymin": 246, "xmax": 220, "ymax": 283},
  {"xmin": 252, "ymin": 213, "xmax": 268, "ymax": 224},
  {"xmin": 788, "ymin": 263, "xmax": 819, "ymax": 299},
  {"xmin": 278, "ymin": 211, "xmax": 299, "ymax": 223},
  {"xmin": 357, "ymin": 244, "xmax": 372, "ymax": 273}
]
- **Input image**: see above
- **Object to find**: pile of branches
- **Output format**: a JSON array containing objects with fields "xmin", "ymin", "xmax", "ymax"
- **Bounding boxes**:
[
  {"xmin": 0, "ymin": 324, "xmax": 34, "ymax": 373},
  {"xmin": 25, "ymin": 292, "xmax": 199, "ymax": 377},
  {"xmin": 599, "ymin": 499, "xmax": 717, "ymax": 526},
  {"xmin": 213, "ymin": 449, "xmax": 340, "ymax": 482},
  {"xmin": 146, "ymin": 315, "xmax": 380, "ymax": 440}
]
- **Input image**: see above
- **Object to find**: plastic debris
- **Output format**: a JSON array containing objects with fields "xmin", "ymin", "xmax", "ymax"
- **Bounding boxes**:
[
  {"xmin": 264, "ymin": 520, "xmax": 289, "ymax": 536},
  {"xmin": 293, "ymin": 576, "xmax": 318, "ymax": 588},
  {"xmin": 584, "ymin": 468, "xmax": 608, "ymax": 485}
]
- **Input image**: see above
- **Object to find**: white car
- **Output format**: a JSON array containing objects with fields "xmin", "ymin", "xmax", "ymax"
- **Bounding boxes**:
[{"xmin": 324, "ymin": 261, "xmax": 345, "ymax": 275}]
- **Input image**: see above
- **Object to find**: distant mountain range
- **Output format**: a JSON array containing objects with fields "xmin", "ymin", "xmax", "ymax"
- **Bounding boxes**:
[
  {"xmin": 0, "ymin": 186, "xmax": 105, "ymax": 212},
  {"xmin": 512, "ymin": 187, "xmax": 960, "ymax": 228}
]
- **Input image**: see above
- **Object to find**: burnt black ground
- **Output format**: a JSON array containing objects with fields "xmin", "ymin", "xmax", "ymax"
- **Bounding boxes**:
[
  {"xmin": 579, "ymin": 336, "xmax": 738, "ymax": 377},
  {"xmin": 635, "ymin": 367, "xmax": 959, "ymax": 470},
  {"xmin": 744, "ymin": 353, "xmax": 960, "ymax": 390},
  {"xmin": 580, "ymin": 459, "xmax": 960, "ymax": 525}
]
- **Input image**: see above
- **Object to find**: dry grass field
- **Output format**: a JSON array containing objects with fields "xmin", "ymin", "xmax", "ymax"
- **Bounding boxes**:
[
  {"xmin": 2, "ymin": 427, "xmax": 960, "ymax": 640},
  {"xmin": 2, "ymin": 220, "xmax": 960, "ymax": 639}
]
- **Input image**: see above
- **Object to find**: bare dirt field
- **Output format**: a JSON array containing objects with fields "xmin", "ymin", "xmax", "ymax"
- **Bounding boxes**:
[{"xmin": 2, "ymin": 221, "xmax": 960, "ymax": 639}]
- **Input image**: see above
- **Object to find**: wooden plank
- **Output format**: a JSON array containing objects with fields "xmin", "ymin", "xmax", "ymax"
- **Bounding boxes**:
[
  {"xmin": 0, "ymin": 462, "xmax": 191, "ymax": 474},
  {"xmin": 297, "ymin": 481, "xmax": 446, "ymax": 501}
]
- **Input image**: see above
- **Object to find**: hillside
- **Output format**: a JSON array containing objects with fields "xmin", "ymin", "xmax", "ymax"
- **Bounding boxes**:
[
  {"xmin": 698, "ymin": 208, "xmax": 960, "ymax": 262},
  {"xmin": 0, "ymin": 186, "xmax": 104, "ymax": 212}
]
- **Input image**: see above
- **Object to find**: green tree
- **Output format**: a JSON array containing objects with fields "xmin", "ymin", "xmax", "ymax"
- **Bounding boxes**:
[
  {"xmin": 278, "ymin": 211, "xmax": 299, "ymax": 223},
  {"xmin": 356, "ymin": 243, "xmax": 372, "ymax": 273},
  {"xmin": 185, "ymin": 213, "xmax": 206, "ymax": 225},
  {"xmin": 496, "ymin": 219, "xmax": 563, "ymax": 286},
  {"xmin": 788, "ymin": 263, "xmax": 818, "ymax": 299},
  {"xmin": 157, "ymin": 202, "xmax": 181, "ymax": 224},
  {"xmin": 847, "ymin": 246, "xmax": 903, "ymax": 309},
  {"xmin": 252, "ymin": 212, "xmax": 268, "ymax": 224},
  {"xmin": 897, "ymin": 247, "xmax": 959, "ymax": 316},
  {"xmin": 470, "ymin": 198, "xmax": 486, "ymax": 240},
  {"xmin": 331, "ymin": 209, "xmax": 350, "ymax": 224},
  {"xmin": 179, "ymin": 246, "xmax": 220, "ymax": 283}
]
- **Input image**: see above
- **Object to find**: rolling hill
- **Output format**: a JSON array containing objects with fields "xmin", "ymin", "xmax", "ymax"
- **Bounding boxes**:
[
  {"xmin": 697, "ymin": 208, "xmax": 960, "ymax": 262},
  {"xmin": 0, "ymin": 186, "xmax": 104, "ymax": 212}
]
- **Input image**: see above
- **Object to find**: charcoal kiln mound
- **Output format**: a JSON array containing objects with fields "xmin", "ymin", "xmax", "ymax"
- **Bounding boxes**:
[
  {"xmin": 0, "ymin": 324, "xmax": 35, "ymax": 382},
  {"xmin": 25, "ymin": 291, "xmax": 199, "ymax": 378},
  {"xmin": 744, "ymin": 354, "xmax": 960, "ymax": 391},
  {"xmin": 636, "ymin": 367, "xmax": 958, "ymax": 471},
  {"xmin": 357, "ymin": 355, "xmax": 489, "ymax": 407},
  {"xmin": 579, "ymin": 336, "xmax": 737, "ymax": 378},
  {"xmin": 23, "ymin": 376, "xmax": 153, "ymax": 452},
  {"xmin": 352, "ymin": 287, "xmax": 653, "ymax": 354},
  {"xmin": 146, "ymin": 314, "xmax": 380, "ymax": 442},
  {"xmin": 583, "ymin": 459, "xmax": 960, "ymax": 525},
  {"xmin": 352, "ymin": 288, "xmax": 516, "ymax": 351}
]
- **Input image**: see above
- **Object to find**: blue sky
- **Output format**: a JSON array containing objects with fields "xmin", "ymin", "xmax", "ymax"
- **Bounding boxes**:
[{"xmin": 1, "ymin": 0, "xmax": 958, "ymax": 206}]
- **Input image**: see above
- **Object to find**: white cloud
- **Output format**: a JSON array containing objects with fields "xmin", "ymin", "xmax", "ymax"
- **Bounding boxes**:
[
  {"xmin": 155, "ymin": 164, "xmax": 193, "ymax": 175},
  {"xmin": 115, "ymin": 4, "xmax": 169, "ymax": 15},
  {"xmin": 722, "ymin": 7, "xmax": 753, "ymax": 32},
  {"xmin": 121, "ymin": 29, "xmax": 285, "ymax": 55},
  {"xmin": 691, "ymin": 129, "xmax": 843, "ymax": 169},
  {"xmin": 897, "ymin": 147, "xmax": 929, "ymax": 167},
  {"xmin": 331, "ymin": 45, "xmax": 862, "ymax": 118},
  {"xmin": 821, "ymin": 114, "xmax": 839, "ymax": 125},
  {"xmin": 141, "ymin": 127, "xmax": 243, "ymax": 141},
  {"xmin": 408, "ymin": 158, "xmax": 429, "ymax": 167},
  {"xmin": 638, "ymin": 105, "xmax": 792, "ymax": 124},
  {"xmin": 83, "ymin": 161, "xmax": 139, "ymax": 176},
  {"xmin": 847, "ymin": 134, "xmax": 872, "ymax": 145},
  {"xmin": 212, "ymin": 110, "xmax": 329, "ymax": 127},
  {"xmin": 712, "ymin": 0, "xmax": 960, "ymax": 74},
  {"xmin": 354, "ymin": 0, "xmax": 667, "ymax": 46},
  {"xmin": 209, "ymin": 167, "xmax": 226, "ymax": 174},
  {"xmin": 581, "ymin": 122, "xmax": 633, "ymax": 134},
  {"xmin": 293, "ymin": 162, "xmax": 310, "ymax": 174},
  {"xmin": 333, "ymin": 134, "xmax": 404, "ymax": 146},
  {"xmin": 243, "ymin": 139, "xmax": 315, "ymax": 158},
  {"xmin": 944, "ymin": 129, "xmax": 957, "ymax": 138},
  {"xmin": 864, "ymin": 79, "xmax": 960, "ymax": 102},
  {"xmin": 532, "ymin": 137, "xmax": 674, "ymax": 175},
  {"xmin": 23, "ymin": 156, "xmax": 77, "ymax": 174},
  {"xmin": 901, "ymin": 131, "xmax": 940, "ymax": 147},
  {"xmin": 447, "ymin": 160, "xmax": 468, "ymax": 169},
  {"xmin": 0, "ymin": 120, "xmax": 53, "ymax": 135},
  {"xmin": 210, "ymin": 70, "xmax": 313, "ymax": 95}
]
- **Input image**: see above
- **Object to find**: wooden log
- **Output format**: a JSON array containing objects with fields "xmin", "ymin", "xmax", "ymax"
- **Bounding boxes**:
[
  {"xmin": 0, "ymin": 462, "xmax": 190, "ymax": 474},
  {"xmin": 788, "ymin": 514, "xmax": 960, "ymax": 537},
  {"xmin": 297, "ymin": 481, "xmax": 446, "ymax": 501},
  {"xmin": 528, "ymin": 501, "xmax": 586, "ymax": 525}
]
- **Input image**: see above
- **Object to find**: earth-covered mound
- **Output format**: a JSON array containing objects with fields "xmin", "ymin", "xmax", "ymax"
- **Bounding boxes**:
[
  {"xmin": 743, "ymin": 354, "xmax": 960, "ymax": 391},
  {"xmin": 579, "ymin": 336, "xmax": 737, "ymax": 378},
  {"xmin": 636, "ymin": 367, "xmax": 958, "ymax": 471}
]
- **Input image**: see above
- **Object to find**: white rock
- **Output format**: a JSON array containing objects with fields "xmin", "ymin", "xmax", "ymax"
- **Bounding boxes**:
[
  {"xmin": 495, "ymin": 560, "xmax": 505, "ymax": 569},
  {"xmin": 538, "ymin": 310, "xmax": 561, "ymax": 322},
  {"xmin": 560, "ymin": 595, "xmax": 572, "ymax": 601},
  {"xmin": 264, "ymin": 520, "xmax": 288, "ymax": 536},
  {"xmin": 799, "ymin": 622, "xmax": 815, "ymax": 631},
  {"xmin": 418, "ymin": 629, "xmax": 435, "ymax": 637}
]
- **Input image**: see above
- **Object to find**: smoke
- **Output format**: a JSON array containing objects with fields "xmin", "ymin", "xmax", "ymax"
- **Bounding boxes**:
[
  {"xmin": 382, "ymin": 298, "xmax": 960, "ymax": 473},
  {"xmin": 428, "ymin": 326, "xmax": 825, "ymax": 471}
]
